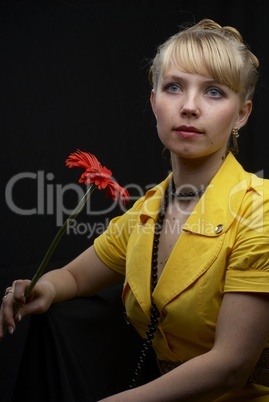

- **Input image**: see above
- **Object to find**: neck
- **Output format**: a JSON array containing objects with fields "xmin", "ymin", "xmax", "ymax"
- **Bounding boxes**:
[{"xmin": 170, "ymin": 151, "xmax": 226, "ymax": 191}]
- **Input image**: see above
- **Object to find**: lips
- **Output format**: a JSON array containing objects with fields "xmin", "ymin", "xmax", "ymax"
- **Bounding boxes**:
[{"xmin": 174, "ymin": 125, "xmax": 203, "ymax": 139}]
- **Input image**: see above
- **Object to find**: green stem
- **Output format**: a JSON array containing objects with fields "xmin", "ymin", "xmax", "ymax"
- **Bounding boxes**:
[
  {"xmin": 6, "ymin": 184, "xmax": 95, "ymax": 332},
  {"xmin": 24, "ymin": 184, "xmax": 95, "ymax": 297}
]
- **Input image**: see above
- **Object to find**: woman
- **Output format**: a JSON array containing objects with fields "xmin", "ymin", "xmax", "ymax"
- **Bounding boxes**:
[{"xmin": 1, "ymin": 19, "xmax": 269, "ymax": 401}]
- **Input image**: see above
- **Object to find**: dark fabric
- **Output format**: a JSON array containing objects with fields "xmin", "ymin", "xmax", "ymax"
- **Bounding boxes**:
[
  {"xmin": 11, "ymin": 285, "xmax": 159, "ymax": 402},
  {"xmin": 247, "ymin": 349, "xmax": 269, "ymax": 387}
]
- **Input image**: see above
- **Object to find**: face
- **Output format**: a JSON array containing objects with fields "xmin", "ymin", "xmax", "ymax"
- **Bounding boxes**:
[{"xmin": 150, "ymin": 66, "xmax": 252, "ymax": 161}]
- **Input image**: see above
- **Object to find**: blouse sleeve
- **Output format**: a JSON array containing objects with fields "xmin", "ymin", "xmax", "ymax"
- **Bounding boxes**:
[
  {"xmin": 224, "ymin": 184, "xmax": 269, "ymax": 293},
  {"xmin": 94, "ymin": 197, "xmax": 145, "ymax": 275}
]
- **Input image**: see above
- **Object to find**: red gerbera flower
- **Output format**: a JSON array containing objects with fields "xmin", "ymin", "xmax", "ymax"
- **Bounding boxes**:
[
  {"xmin": 11, "ymin": 150, "xmax": 130, "ymax": 312},
  {"xmin": 66, "ymin": 149, "xmax": 130, "ymax": 205}
]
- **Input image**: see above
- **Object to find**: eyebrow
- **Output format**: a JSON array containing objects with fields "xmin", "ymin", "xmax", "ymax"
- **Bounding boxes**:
[{"xmin": 162, "ymin": 74, "xmax": 216, "ymax": 84}]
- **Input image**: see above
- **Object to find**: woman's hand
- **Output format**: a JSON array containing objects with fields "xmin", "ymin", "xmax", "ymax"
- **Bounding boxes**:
[
  {"xmin": 0, "ymin": 279, "xmax": 55, "ymax": 341},
  {"xmin": 0, "ymin": 246, "xmax": 124, "ymax": 342}
]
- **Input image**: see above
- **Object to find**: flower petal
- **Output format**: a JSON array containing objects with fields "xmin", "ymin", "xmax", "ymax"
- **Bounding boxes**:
[
  {"xmin": 65, "ymin": 149, "xmax": 130, "ymax": 204},
  {"xmin": 66, "ymin": 149, "xmax": 103, "ymax": 171}
]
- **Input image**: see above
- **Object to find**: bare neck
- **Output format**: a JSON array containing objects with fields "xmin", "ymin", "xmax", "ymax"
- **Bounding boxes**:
[{"xmin": 170, "ymin": 152, "xmax": 226, "ymax": 191}]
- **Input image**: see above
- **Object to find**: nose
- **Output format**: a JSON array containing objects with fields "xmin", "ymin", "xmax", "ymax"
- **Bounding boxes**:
[
  {"xmin": 180, "ymin": 94, "xmax": 200, "ymax": 117},
  {"xmin": 180, "ymin": 106, "xmax": 199, "ymax": 117}
]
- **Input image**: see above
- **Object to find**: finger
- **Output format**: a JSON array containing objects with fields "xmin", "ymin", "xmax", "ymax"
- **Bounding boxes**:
[
  {"xmin": 0, "ymin": 303, "xmax": 10, "ymax": 339},
  {"xmin": 2, "ymin": 284, "xmax": 20, "ymax": 314},
  {"xmin": 2, "ymin": 289, "xmax": 14, "ymax": 301},
  {"xmin": 0, "ymin": 298, "xmax": 17, "ymax": 337},
  {"xmin": 12, "ymin": 280, "xmax": 29, "ymax": 303},
  {"xmin": 0, "ymin": 281, "xmax": 28, "ymax": 333},
  {"xmin": 0, "ymin": 279, "xmax": 33, "ymax": 340},
  {"xmin": 2, "ymin": 286, "xmax": 16, "ymax": 307}
]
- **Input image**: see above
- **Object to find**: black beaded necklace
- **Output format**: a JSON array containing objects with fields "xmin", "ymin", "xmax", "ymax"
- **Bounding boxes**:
[
  {"xmin": 129, "ymin": 179, "xmax": 207, "ymax": 387},
  {"xmin": 129, "ymin": 186, "xmax": 169, "ymax": 388},
  {"xmin": 129, "ymin": 178, "xmax": 207, "ymax": 387},
  {"xmin": 171, "ymin": 179, "xmax": 206, "ymax": 199}
]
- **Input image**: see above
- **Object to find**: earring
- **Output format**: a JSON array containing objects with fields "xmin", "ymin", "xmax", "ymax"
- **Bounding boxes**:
[
  {"xmin": 228, "ymin": 128, "xmax": 240, "ymax": 154},
  {"xmin": 161, "ymin": 147, "xmax": 172, "ymax": 165},
  {"xmin": 162, "ymin": 147, "xmax": 167, "ymax": 159}
]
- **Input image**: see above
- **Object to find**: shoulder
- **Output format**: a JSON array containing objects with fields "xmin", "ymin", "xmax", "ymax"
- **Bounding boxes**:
[{"xmin": 214, "ymin": 153, "xmax": 269, "ymax": 199}]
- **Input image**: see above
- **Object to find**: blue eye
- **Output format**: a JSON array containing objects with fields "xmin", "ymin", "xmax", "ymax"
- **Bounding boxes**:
[
  {"xmin": 165, "ymin": 83, "xmax": 181, "ymax": 93},
  {"xmin": 207, "ymin": 87, "xmax": 223, "ymax": 97}
]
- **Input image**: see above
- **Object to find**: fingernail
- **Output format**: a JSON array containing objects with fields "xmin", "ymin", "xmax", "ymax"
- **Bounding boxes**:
[
  {"xmin": 18, "ymin": 314, "xmax": 22, "ymax": 322},
  {"xmin": 8, "ymin": 326, "xmax": 14, "ymax": 334}
]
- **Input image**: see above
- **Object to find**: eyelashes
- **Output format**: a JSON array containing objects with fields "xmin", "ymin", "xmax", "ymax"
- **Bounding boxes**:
[{"xmin": 162, "ymin": 82, "xmax": 226, "ymax": 98}]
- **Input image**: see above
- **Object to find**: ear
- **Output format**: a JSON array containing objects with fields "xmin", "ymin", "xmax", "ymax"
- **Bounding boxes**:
[
  {"xmin": 235, "ymin": 100, "xmax": 252, "ymax": 130},
  {"xmin": 150, "ymin": 89, "xmax": 157, "ymax": 118}
]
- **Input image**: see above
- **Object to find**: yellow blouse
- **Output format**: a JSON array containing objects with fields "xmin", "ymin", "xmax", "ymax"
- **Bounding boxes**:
[{"xmin": 94, "ymin": 153, "xmax": 269, "ymax": 400}]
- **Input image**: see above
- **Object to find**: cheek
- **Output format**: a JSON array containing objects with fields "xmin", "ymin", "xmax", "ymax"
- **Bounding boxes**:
[
  {"xmin": 153, "ymin": 102, "xmax": 163, "ymax": 121},
  {"xmin": 207, "ymin": 107, "xmax": 237, "ymax": 141},
  {"xmin": 214, "ymin": 104, "xmax": 239, "ymax": 128},
  {"xmin": 154, "ymin": 102, "xmax": 175, "ymax": 125}
]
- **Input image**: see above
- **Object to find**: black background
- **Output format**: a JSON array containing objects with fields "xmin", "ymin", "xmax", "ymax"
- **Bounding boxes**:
[{"xmin": 0, "ymin": 0, "xmax": 268, "ymax": 400}]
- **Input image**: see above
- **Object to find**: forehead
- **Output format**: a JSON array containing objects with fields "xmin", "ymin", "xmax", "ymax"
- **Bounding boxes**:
[
  {"xmin": 161, "ymin": 65, "xmax": 215, "ymax": 83},
  {"xmin": 161, "ymin": 39, "xmax": 219, "ymax": 77},
  {"xmin": 158, "ymin": 36, "xmax": 240, "ymax": 92}
]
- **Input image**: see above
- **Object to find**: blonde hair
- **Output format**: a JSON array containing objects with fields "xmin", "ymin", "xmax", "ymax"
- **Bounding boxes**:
[{"xmin": 149, "ymin": 19, "xmax": 259, "ymax": 101}]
